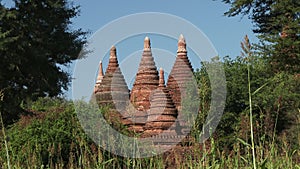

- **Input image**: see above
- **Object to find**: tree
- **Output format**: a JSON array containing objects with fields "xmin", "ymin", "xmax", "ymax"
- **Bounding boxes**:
[
  {"xmin": 0, "ymin": 0, "xmax": 86, "ymax": 125},
  {"xmin": 221, "ymin": 0, "xmax": 300, "ymax": 73},
  {"xmin": 0, "ymin": 5, "xmax": 15, "ymax": 50},
  {"xmin": 221, "ymin": 0, "xmax": 300, "ymax": 151}
]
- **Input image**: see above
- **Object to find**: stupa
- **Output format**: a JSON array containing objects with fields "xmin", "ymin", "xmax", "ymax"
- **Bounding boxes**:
[
  {"xmin": 142, "ymin": 68, "xmax": 178, "ymax": 137},
  {"xmin": 94, "ymin": 61, "xmax": 104, "ymax": 93},
  {"xmin": 122, "ymin": 37, "xmax": 160, "ymax": 133},
  {"xmin": 167, "ymin": 34, "xmax": 194, "ymax": 135},
  {"xmin": 94, "ymin": 46, "xmax": 130, "ymax": 112},
  {"xmin": 94, "ymin": 35, "xmax": 196, "ymax": 143},
  {"xmin": 167, "ymin": 34, "xmax": 194, "ymax": 109},
  {"xmin": 130, "ymin": 37, "xmax": 159, "ymax": 111}
]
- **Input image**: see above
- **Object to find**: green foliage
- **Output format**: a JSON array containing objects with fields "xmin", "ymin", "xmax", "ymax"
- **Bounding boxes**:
[
  {"xmin": 222, "ymin": 0, "xmax": 300, "ymax": 74},
  {"xmin": 193, "ymin": 50, "xmax": 299, "ymax": 154},
  {"xmin": 21, "ymin": 97, "xmax": 68, "ymax": 112},
  {"xmin": 0, "ymin": 0, "xmax": 299, "ymax": 167},
  {"xmin": 242, "ymin": 35, "xmax": 257, "ymax": 169},
  {"xmin": 192, "ymin": 56, "xmax": 227, "ymax": 143},
  {"xmin": 0, "ymin": 0, "xmax": 87, "ymax": 125},
  {"xmin": 0, "ymin": 90, "xmax": 11, "ymax": 169},
  {"xmin": 0, "ymin": 98, "xmax": 299, "ymax": 168},
  {"xmin": 0, "ymin": 4, "xmax": 17, "ymax": 50},
  {"xmin": 1, "ymin": 99, "xmax": 91, "ymax": 168}
]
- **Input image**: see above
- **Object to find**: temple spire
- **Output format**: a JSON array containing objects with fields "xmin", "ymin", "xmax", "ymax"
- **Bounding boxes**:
[
  {"xmin": 96, "ymin": 61, "xmax": 104, "ymax": 84},
  {"xmin": 143, "ymin": 68, "xmax": 178, "ymax": 137},
  {"xmin": 159, "ymin": 68, "xmax": 165, "ymax": 87},
  {"xmin": 177, "ymin": 34, "xmax": 187, "ymax": 53},
  {"xmin": 167, "ymin": 34, "xmax": 194, "ymax": 135},
  {"xmin": 93, "ymin": 61, "xmax": 104, "ymax": 93},
  {"xmin": 110, "ymin": 45, "xmax": 117, "ymax": 58},
  {"xmin": 130, "ymin": 36, "xmax": 159, "ymax": 111},
  {"xmin": 105, "ymin": 46, "xmax": 119, "ymax": 74},
  {"xmin": 144, "ymin": 36, "xmax": 151, "ymax": 50},
  {"xmin": 95, "ymin": 46, "xmax": 129, "ymax": 111},
  {"xmin": 167, "ymin": 34, "xmax": 193, "ymax": 108}
]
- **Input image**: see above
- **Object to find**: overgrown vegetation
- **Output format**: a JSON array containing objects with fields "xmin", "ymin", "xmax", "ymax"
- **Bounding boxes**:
[
  {"xmin": 0, "ymin": 0, "xmax": 299, "ymax": 168},
  {"xmin": 1, "ymin": 41, "xmax": 299, "ymax": 167},
  {"xmin": 0, "ymin": 97, "xmax": 299, "ymax": 168},
  {"xmin": 0, "ymin": 0, "xmax": 87, "ymax": 125}
]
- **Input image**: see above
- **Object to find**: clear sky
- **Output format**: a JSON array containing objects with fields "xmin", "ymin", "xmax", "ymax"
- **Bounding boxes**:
[
  {"xmin": 70, "ymin": 0, "xmax": 257, "ymax": 58},
  {"xmin": 70, "ymin": 0, "xmax": 259, "ymax": 100},
  {"xmin": 1, "ymin": 0, "xmax": 257, "ymax": 57},
  {"xmin": 2, "ymin": 0, "xmax": 258, "ymax": 99}
]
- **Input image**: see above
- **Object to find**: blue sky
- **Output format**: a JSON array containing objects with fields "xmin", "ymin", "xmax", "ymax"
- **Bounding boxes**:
[
  {"xmin": 70, "ymin": 0, "xmax": 258, "ymax": 100},
  {"xmin": 70, "ymin": 0, "xmax": 257, "ymax": 57},
  {"xmin": 2, "ymin": 0, "xmax": 258, "ymax": 99}
]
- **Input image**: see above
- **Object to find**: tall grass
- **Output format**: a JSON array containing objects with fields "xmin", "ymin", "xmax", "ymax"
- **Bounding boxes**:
[
  {"xmin": 0, "ymin": 97, "xmax": 298, "ymax": 168},
  {"xmin": 241, "ymin": 35, "xmax": 257, "ymax": 169},
  {"xmin": 0, "ymin": 90, "xmax": 11, "ymax": 169}
]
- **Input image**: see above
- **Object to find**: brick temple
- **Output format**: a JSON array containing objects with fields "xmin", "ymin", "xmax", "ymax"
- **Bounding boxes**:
[{"xmin": 94, "ymin": 35, "xmax": 194, "ymax": 143}]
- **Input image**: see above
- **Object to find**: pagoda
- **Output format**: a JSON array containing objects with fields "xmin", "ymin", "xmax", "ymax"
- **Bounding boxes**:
[
  {"xmin": 94, "ymin": 35, "xmax": 195, "ymax": 141},
  {"xmin": 130, "ymin": 37, "xmax": 159, "ymax": 111},
  {"xmin": 142, "ymin": 68, "xmax": 178, "ymax": 137},
  {"xmin": 167, "ymin": 34, "xmax": 194, "ymax": 109},
  {"xmin": 166, "ymin": 34, "xmax": 194, "ymax": 135},
  {"xmin": 94, "ymin": 46, "xmax": 130, "ymax": 112}
]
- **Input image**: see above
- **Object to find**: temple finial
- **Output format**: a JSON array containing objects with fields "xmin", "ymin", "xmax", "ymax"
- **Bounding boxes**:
[
  {"xmin": 177, "ymin": 34, "xmax": 187, "ymax": 53},
  {"xmin": 94, "ymin": 60, "xmax": 104, "ymax": 93},
  {"xmin": 159, "ymin": 68, "xmax": 165, "ymax": 87},
  {"xmin": 105, "ymin": 46, "xmax": 119, "ymax": 74},
  {"xmin": 144, "ymin": 36, "xmax": 151, "ymax": 50},
  {"xmin": 179, "ymin": 34, "xmax": 185, "ymax": 42},
  {"xmin": 96, "ymin": 61, "xmax": 104, "ymax": 84},
  {"xmin": 110, "ymin": 45, "xmax": 117, "ymax": 58}
]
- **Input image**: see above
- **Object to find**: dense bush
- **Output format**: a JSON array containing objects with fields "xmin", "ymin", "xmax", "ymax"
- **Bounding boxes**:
[
  {"xmin": 0, "ymin": 98, "xmax": 95, "ymax": 168},
  {"xmin": 194, "ymin": 55, "xmax": 300, "ymax": 155},
  {"xmin": 0, "ymin": 98, "xmax": 166, "ymax": 168},
  {"xmin": 0, "ymin": 95, "xmax": 299, "ymax": 168}
]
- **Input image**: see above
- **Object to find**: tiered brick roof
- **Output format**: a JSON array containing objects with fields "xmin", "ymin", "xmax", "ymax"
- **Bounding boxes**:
[
  {"xmin": 94, "ymin": 35, "xmax": 195, "ymax": 141},
  {"xmin": 94, "ymin": 61, "xmax": 104, "ymax": 93},
  {"xmin": 166, "ymin": 35, "xmax": 194, "ymax": 134},
  {"xmin": 95, "ymin": 46, "xmax": 129, "ymax": 111},
  {"xmin": 130, "ymin": 37, "xmax": 159, "ymax": 111},
  {"xmin": 167, "ymin": 34, "xmax": 194, "ymax": 109},
  {"xmin": 143, "ymin": 68, "xmax": 178, "ymax": 137}
]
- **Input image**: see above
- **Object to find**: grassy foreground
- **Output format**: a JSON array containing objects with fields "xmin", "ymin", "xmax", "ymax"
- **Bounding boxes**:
[{"xmin": 0, "ymin": 98, "xmax": 299, "ymax": 169}]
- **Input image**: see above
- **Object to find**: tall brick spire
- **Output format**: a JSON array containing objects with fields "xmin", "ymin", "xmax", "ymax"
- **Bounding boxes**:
[
  {"xmin": 97, "ymin": 61, "xmax": 104, "ymax": 83},
  {"xmin": 95, "ymin": 46, "xmax": 129, "ymax": 111},
  {"xmin": 167, "ymin": 34, "xmax": 193, "ymax": 109},
  {"xmin": 167, "ymin": 34, "xmax": 194, "ymax": 135},
  {"xmin": 144, "ymin": 36, "xmax": 151, "ymax": 50},
  {"xmin": 143, "ymin": 68, "xmax": 178, "ymax": 137},
  {"xmin": 177, "ymin": 34, "xmax": 187, "ymax": 53},
  {"xmin": 158, "ymin": 67, "xmax": 165, "ymax": 87},
  {"xmin": 130, "ymin": 37, "xmax": 159, "ymax": 111},
  {"xmin": 94, "ymin": 61, "xmax": 104, "ymax": 93},
  {"xmin": 105, "ymin": 46, "xmax": 118, "ymax": 74}
]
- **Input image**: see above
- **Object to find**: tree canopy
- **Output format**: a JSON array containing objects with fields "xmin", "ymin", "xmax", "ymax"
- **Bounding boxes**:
[
  {"xmin": 222, "ymin": 0, "xmax": 300, "ymax": 73},
  {"xmin": 0, "ymin": 0, "xmax": 86, "ymax": 124}
]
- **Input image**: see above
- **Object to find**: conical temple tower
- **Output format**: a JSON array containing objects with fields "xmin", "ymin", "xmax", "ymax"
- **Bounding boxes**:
[
  {"xmin": 167, "ymin": 34, "xmax": 194, "ymax": 109},
  {"xmin": 143, "ymin": 68, "xmax": 178, "ymax": 137},
  {"xmin": 130, "ymin": 37, "xmax": 159, "ymax": 111},
  {"xmin": 95, "ymin": 46, "xmax": 129, "ymax": 111},
  {"xmin": 94, "ymin": 35, "xmax": 197, "ymax": 143},
  {"xmin": 94, "ymin": 61, "xmax": 104, "ymax": 93},
  {"xmin": 167, "ymin": 34, "xmax": 194, "ymax": 135}
]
